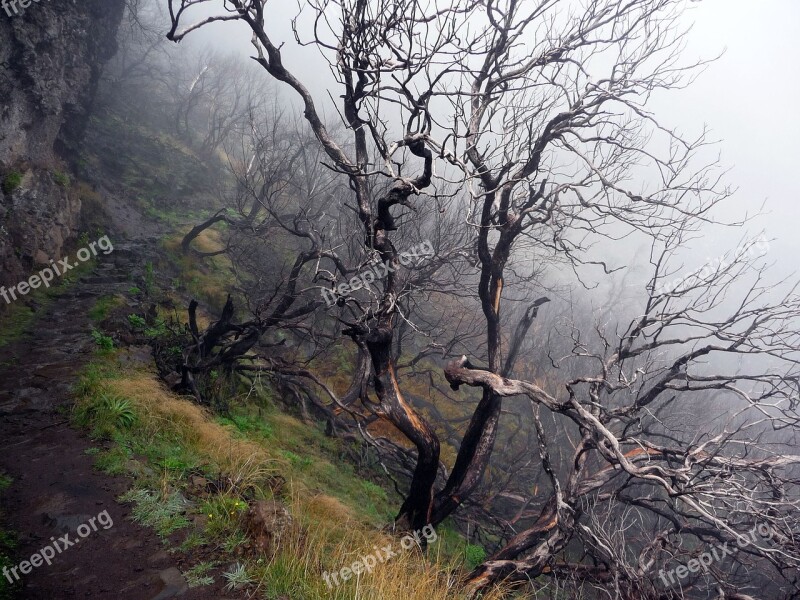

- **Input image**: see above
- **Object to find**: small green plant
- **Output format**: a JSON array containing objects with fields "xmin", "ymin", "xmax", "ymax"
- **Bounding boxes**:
[
  {"xmin": 144, "ymin": 319, "xmax": 169, "ymax": 339},
  {"xmin": 74, "ymin": 391, "xmax": 136, "ymax": 440},
  {"xmin": 119, "ymin": 488, "xmax": 190, "ymax": 538},
  {"xmin": 102, "ymin": 395, "xmax": 137, "ymax": 429},
  {"xmin": 53, "ymin": 171, "xmax": 70, "ymax": 188},
  {"xmin": 200, "ymin": 495, "xmax": 248, "ymax": 538},
  {"xmin": 128, "ymin": 286, "xmax": 142, "ymax": 295},
  {"xmin": 280, "ymin": 450, "xmax": 313, "ymax": 469},
  {"xmin": 222, "ymin": 563, "xmax": 253, "ymax": 591},
  {"xmin": 2, "ymin": 171, "xmax": 22, "ymax": 195},
  {"xmin": 143, "ymin": 261, "xmax": 155, "ymax": 294},
  {"xmin": 91, "ymin": 328, "xmax": 114, "ymax": 351},
  {"xmin": 127, "ymin": 314, "xmax": 147, "ymax": 329},
  {"xmin": 72, "ymin": 362, "xmax": 111, "ymax": 398},
  {"xmin": 179, "ymin": 531, "xmax": 207, "ymax": 552},
  {"xmin": 0, "ymin": 473, "xmax": 12, "ymax": 491},
  {"xmin": 184, "ymin": 562, "xmax": 216, "ymax": 588},
  {"xmin": 464, "ymin": 543, "xmax": 487, "ymax": 570}
]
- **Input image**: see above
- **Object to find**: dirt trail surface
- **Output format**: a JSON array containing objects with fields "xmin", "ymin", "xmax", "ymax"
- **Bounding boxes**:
[{"xmin": 0, "ymin": 236, "xmax": 232, "ymax": 599}]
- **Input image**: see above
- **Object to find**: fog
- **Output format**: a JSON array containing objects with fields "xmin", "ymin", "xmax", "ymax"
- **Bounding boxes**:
[
  {"xmin": 77, "ymin": 1, "xmax": 800, "ymax": 596},
  {"xmin": 184, "ymin": 0, "xmax": 799, "ymax": 294}
]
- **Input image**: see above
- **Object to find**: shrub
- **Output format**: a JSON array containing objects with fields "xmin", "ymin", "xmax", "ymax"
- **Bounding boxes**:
[
  {"xmin": 464, "ymin": 544, "xmax": 487, "ymax": 570},
  {"xmin": 2, "ymin": 171, "xmax": 22, "ymax": 195},
  {"xmin": 128, "ymin": 314, "xmax": 147, "ymax": 329},
  {"xmin": 91, "ymin": 328, "xmax": 114, "ymax": 351}
]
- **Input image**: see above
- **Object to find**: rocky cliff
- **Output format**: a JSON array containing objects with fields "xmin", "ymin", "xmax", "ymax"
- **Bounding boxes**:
[{"xmin": 0, "ymin": 0, "xmax": 126, "ymax": 290}]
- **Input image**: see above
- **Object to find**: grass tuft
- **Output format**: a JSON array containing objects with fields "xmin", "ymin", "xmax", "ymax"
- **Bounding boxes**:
[{"xmin": 119, "ymin": 488, "xmax": 191, "ymax": 537}]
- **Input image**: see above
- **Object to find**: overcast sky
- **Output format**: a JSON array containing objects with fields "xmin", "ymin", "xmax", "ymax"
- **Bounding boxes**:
[{"xmin": 656, "ymin": 0, "xmax": 800, "ymax": 273}]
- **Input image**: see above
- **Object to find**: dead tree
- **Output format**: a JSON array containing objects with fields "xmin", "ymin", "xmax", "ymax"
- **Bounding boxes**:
[{"xmin": 167, "ymin": 1, "xmax": 800, "ymax": 595}]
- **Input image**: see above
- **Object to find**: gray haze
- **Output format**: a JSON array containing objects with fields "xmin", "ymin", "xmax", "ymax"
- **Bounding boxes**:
[{"xmin": 187, "ymin": 0, "xmax": 800, "ymax": 284}]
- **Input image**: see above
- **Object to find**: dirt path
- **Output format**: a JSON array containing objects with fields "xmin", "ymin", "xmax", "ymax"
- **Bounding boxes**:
[{"xmin": 0, "ymin": 237, "xmax": 233, "ymax": 599}]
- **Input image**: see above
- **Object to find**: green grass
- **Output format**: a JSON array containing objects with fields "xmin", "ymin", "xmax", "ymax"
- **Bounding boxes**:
[
  {"xmin": 184, "ymin": 561, "xmax": 216, "ymax": 588},
  {"xmin": 0, "ymin": 303, "xmax": 36, "ymax": 349},
  {"xmin": 0, "ymin": 472, "xmax": 17, "ymax": 599},
  {"xmin": 463, "ymin": 543, "xmax": 487, "ymax": 570},
  {"xmin": 217, "ymin": 403, "xmax": 396, "ymax": 525},
  {"xmin": 94, "ymin": 445, "xmax": 133, "ymax": 476},
  {"xmin": 69, "ymin": 350, "xmax": 496, "ymax": 599},
  {"xmin": 0, "ymin": 276, "xmax": 68, "ymax": 348},
  {"xmin": 89, "ymin": 295, "xmax": 123, "ymax": 322},
  {"xmin": 128, "ymin": 314, "xmax": 146, "ymax": 329},
  {"xmin": 216, "ymin": 413, "xmax": 273, "ymax": 440},
  {"xmin": 0, "ymin": 527, "xmax": 18, "ymax": 600}
]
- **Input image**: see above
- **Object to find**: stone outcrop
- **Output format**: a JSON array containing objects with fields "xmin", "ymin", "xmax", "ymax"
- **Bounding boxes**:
[
  {"xmin": 0, "ymin": 0, "xmax": 126, "ymax": 289},
  {"xmin": 241, "ymin": 500, "xmax": 294, "ymax": 558}
]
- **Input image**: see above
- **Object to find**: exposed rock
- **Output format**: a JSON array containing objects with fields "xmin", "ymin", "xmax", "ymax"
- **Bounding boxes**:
[
  {"xmin": 149, "ymin": 567, "xmax": 189, "ymax": 600},
  {"xmin": 0, "ymin": 0, "xmax": 126, "ymax": 290},
  {"xmin": 187, "ymin": 474, "xmax": 212, "ymax": 498},
  {"xmin": 241, "ymin": 500, "xmax": 293, "ymax": 558}
]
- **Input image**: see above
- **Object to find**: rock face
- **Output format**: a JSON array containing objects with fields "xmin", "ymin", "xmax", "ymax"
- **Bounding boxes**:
[
  {"xmin": 0, "ymin": 0, "xmax": 125, "ymax": 289},
  {"xmin": 242, "ymin": 500, "xmax": 294, "ymax": 558}
]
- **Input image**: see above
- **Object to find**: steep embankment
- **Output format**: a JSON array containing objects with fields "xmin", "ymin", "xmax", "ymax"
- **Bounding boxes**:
[{"xmin": 0, "ymin": 0, "xmax": 125, "ymax": 287}]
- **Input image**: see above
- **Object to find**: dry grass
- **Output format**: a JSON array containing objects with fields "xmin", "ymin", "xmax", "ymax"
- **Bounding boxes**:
[
  {"xmin": 83, "ymin": 368, "xmax": 515, "ymax": 600},
  {"xmin": 257, "ymin": 489, "xmax": 514, "ymax": 600},
  {"xmin": 107, "ymin": 372, "xmax": 282, "ymax": 489}
]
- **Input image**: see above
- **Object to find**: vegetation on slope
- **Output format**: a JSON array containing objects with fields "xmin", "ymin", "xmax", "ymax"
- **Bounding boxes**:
[{"xmin": 72, "ymin": 349, "xmax": 509, "ymax": 599}]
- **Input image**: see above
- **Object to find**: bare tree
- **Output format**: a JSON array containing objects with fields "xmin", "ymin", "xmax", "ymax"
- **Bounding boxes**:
[{"xmin": 166, "ymin": 0, "xmax": 800, "ymax": 596}]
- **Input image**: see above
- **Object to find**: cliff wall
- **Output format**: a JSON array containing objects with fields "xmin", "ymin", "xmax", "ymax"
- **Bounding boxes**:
[{"xmin": 0, "ymin": 0, "xmax": 126, "ymax": 287}]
